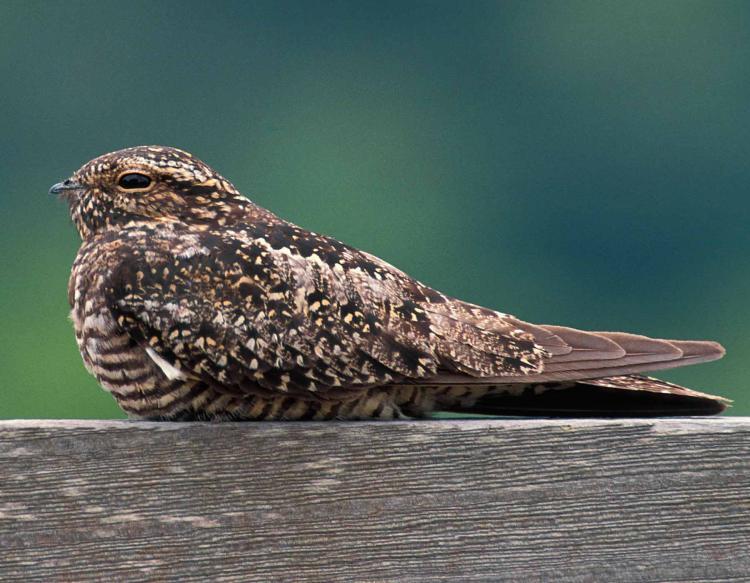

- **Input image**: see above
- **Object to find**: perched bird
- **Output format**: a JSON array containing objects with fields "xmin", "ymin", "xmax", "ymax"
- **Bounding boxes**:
[{"xmin": 52, "ymin": 146, "xmax": 729, "ymax": 420}]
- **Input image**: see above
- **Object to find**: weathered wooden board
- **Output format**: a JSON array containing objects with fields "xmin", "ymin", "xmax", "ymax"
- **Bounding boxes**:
[{"xmin": 1, "ymin": 418, "xmax": 749, "ymax": 582}]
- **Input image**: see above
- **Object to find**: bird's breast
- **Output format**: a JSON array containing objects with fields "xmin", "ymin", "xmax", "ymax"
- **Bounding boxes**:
[{"xmin": 69, "ymin": 240, "xmax": 162, "ymax": 399}]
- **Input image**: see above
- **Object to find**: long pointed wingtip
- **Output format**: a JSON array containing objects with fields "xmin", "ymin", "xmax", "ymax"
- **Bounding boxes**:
[
  {"xmin": 710, "ymin": 341, "xmax": 727, "ymax": 359},
  {"xmin": 666, "ymin": 339, "xmax": 726, "ymax": 363}
]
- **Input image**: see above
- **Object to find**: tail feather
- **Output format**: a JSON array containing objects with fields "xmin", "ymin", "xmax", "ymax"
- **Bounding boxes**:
[{"xmin": 438, "ymin": 374, "xmax": 730, "ymax": 417}]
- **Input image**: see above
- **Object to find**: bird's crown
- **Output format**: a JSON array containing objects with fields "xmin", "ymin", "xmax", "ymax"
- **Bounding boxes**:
[{"xmin": 53, "ymin": 145, "xmax": 249, "ymax": 239}]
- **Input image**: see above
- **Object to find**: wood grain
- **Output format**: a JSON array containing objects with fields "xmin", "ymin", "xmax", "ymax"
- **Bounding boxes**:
[{"xmin": 1, "ymin": 418, "xmax": 749, "ymax": 582}]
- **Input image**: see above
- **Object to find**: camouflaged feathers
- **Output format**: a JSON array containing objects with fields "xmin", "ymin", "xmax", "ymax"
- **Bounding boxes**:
[
  {"xmin": 60, "ymin": 145, "xmax": 727, "ymax": 420},
  {"xmin": 68, "ymin": 146, "xmax": 545, "ymax": 402}
]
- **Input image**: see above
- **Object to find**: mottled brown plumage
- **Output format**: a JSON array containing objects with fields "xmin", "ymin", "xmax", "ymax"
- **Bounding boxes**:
[{"xmin": 53, "ymin": 146, "xmax": 729, "ymax": 420}]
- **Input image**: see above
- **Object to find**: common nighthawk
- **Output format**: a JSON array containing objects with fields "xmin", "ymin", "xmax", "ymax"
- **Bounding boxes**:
[{"xmin": 52, "ymin": 146, "xmax": 729, "ymax": 420}]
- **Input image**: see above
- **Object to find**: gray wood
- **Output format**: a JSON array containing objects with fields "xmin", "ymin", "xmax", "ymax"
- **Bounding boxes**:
[{"xmin": 1, "ymin": 418, "xmax": 749, "ymax": 582}]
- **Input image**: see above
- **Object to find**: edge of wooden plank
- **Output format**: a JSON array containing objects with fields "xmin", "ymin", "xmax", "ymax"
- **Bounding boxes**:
[{"xmin": 1, "ymin": 416, "xmax": 750, "ymax": 432}]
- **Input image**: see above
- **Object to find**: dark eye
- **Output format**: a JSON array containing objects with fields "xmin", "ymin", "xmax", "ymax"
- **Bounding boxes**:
[{"xmin": 118, "ymin": 173, "xmax": 152, "ymax": 190}]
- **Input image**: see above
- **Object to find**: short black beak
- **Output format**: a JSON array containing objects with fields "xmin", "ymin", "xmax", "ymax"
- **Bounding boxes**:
[{"xmin": 49, "ymin": 179, "xmax": 82, "ymax": 196}]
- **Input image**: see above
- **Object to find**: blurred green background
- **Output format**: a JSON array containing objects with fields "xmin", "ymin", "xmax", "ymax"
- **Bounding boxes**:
[{"xmin": 0, "ymin": 1, "xmax": 747, "ymax": 419}]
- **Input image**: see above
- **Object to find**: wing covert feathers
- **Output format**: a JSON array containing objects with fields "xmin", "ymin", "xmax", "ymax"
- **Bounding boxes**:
[{"xmin": 100, "ymin": 214, "xmax": 725, "ymax": 401}]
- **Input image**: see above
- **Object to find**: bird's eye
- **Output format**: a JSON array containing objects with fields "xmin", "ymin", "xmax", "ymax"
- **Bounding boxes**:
[{"xmin": 117, "ymin": 173, "xmax": 152, "ymax": 190}]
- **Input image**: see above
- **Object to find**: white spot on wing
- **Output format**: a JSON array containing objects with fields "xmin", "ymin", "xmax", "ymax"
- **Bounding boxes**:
[
  {"xmin": 176, "ymin": 246, "xmax": 209, "ymax": 259},
  {"xmin": 146, "ymin": 347, "xmax": 187, "ymax": 381}
]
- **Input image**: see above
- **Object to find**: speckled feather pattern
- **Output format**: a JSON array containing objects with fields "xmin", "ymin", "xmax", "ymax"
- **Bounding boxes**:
[{"xmin": 60, "ymin": 146, "xmax": 728, "ymax": 419}]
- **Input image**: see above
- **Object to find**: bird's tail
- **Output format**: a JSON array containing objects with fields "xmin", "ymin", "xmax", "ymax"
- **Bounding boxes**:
[{"xmin": 434, "ymin": 375, "xmax": 730, "ymax": 417}]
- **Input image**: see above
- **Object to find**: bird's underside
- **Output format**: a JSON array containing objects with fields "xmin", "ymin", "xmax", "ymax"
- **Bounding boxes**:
[{"xmin": 59, "ymin": 146, "xmax": 730, "ymax": 420}]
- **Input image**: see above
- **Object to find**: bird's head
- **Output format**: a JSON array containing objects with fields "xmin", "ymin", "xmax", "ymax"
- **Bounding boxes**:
[{"xmin": 51, "ymin": 146, "xmax": 249, "ymax": 239}]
